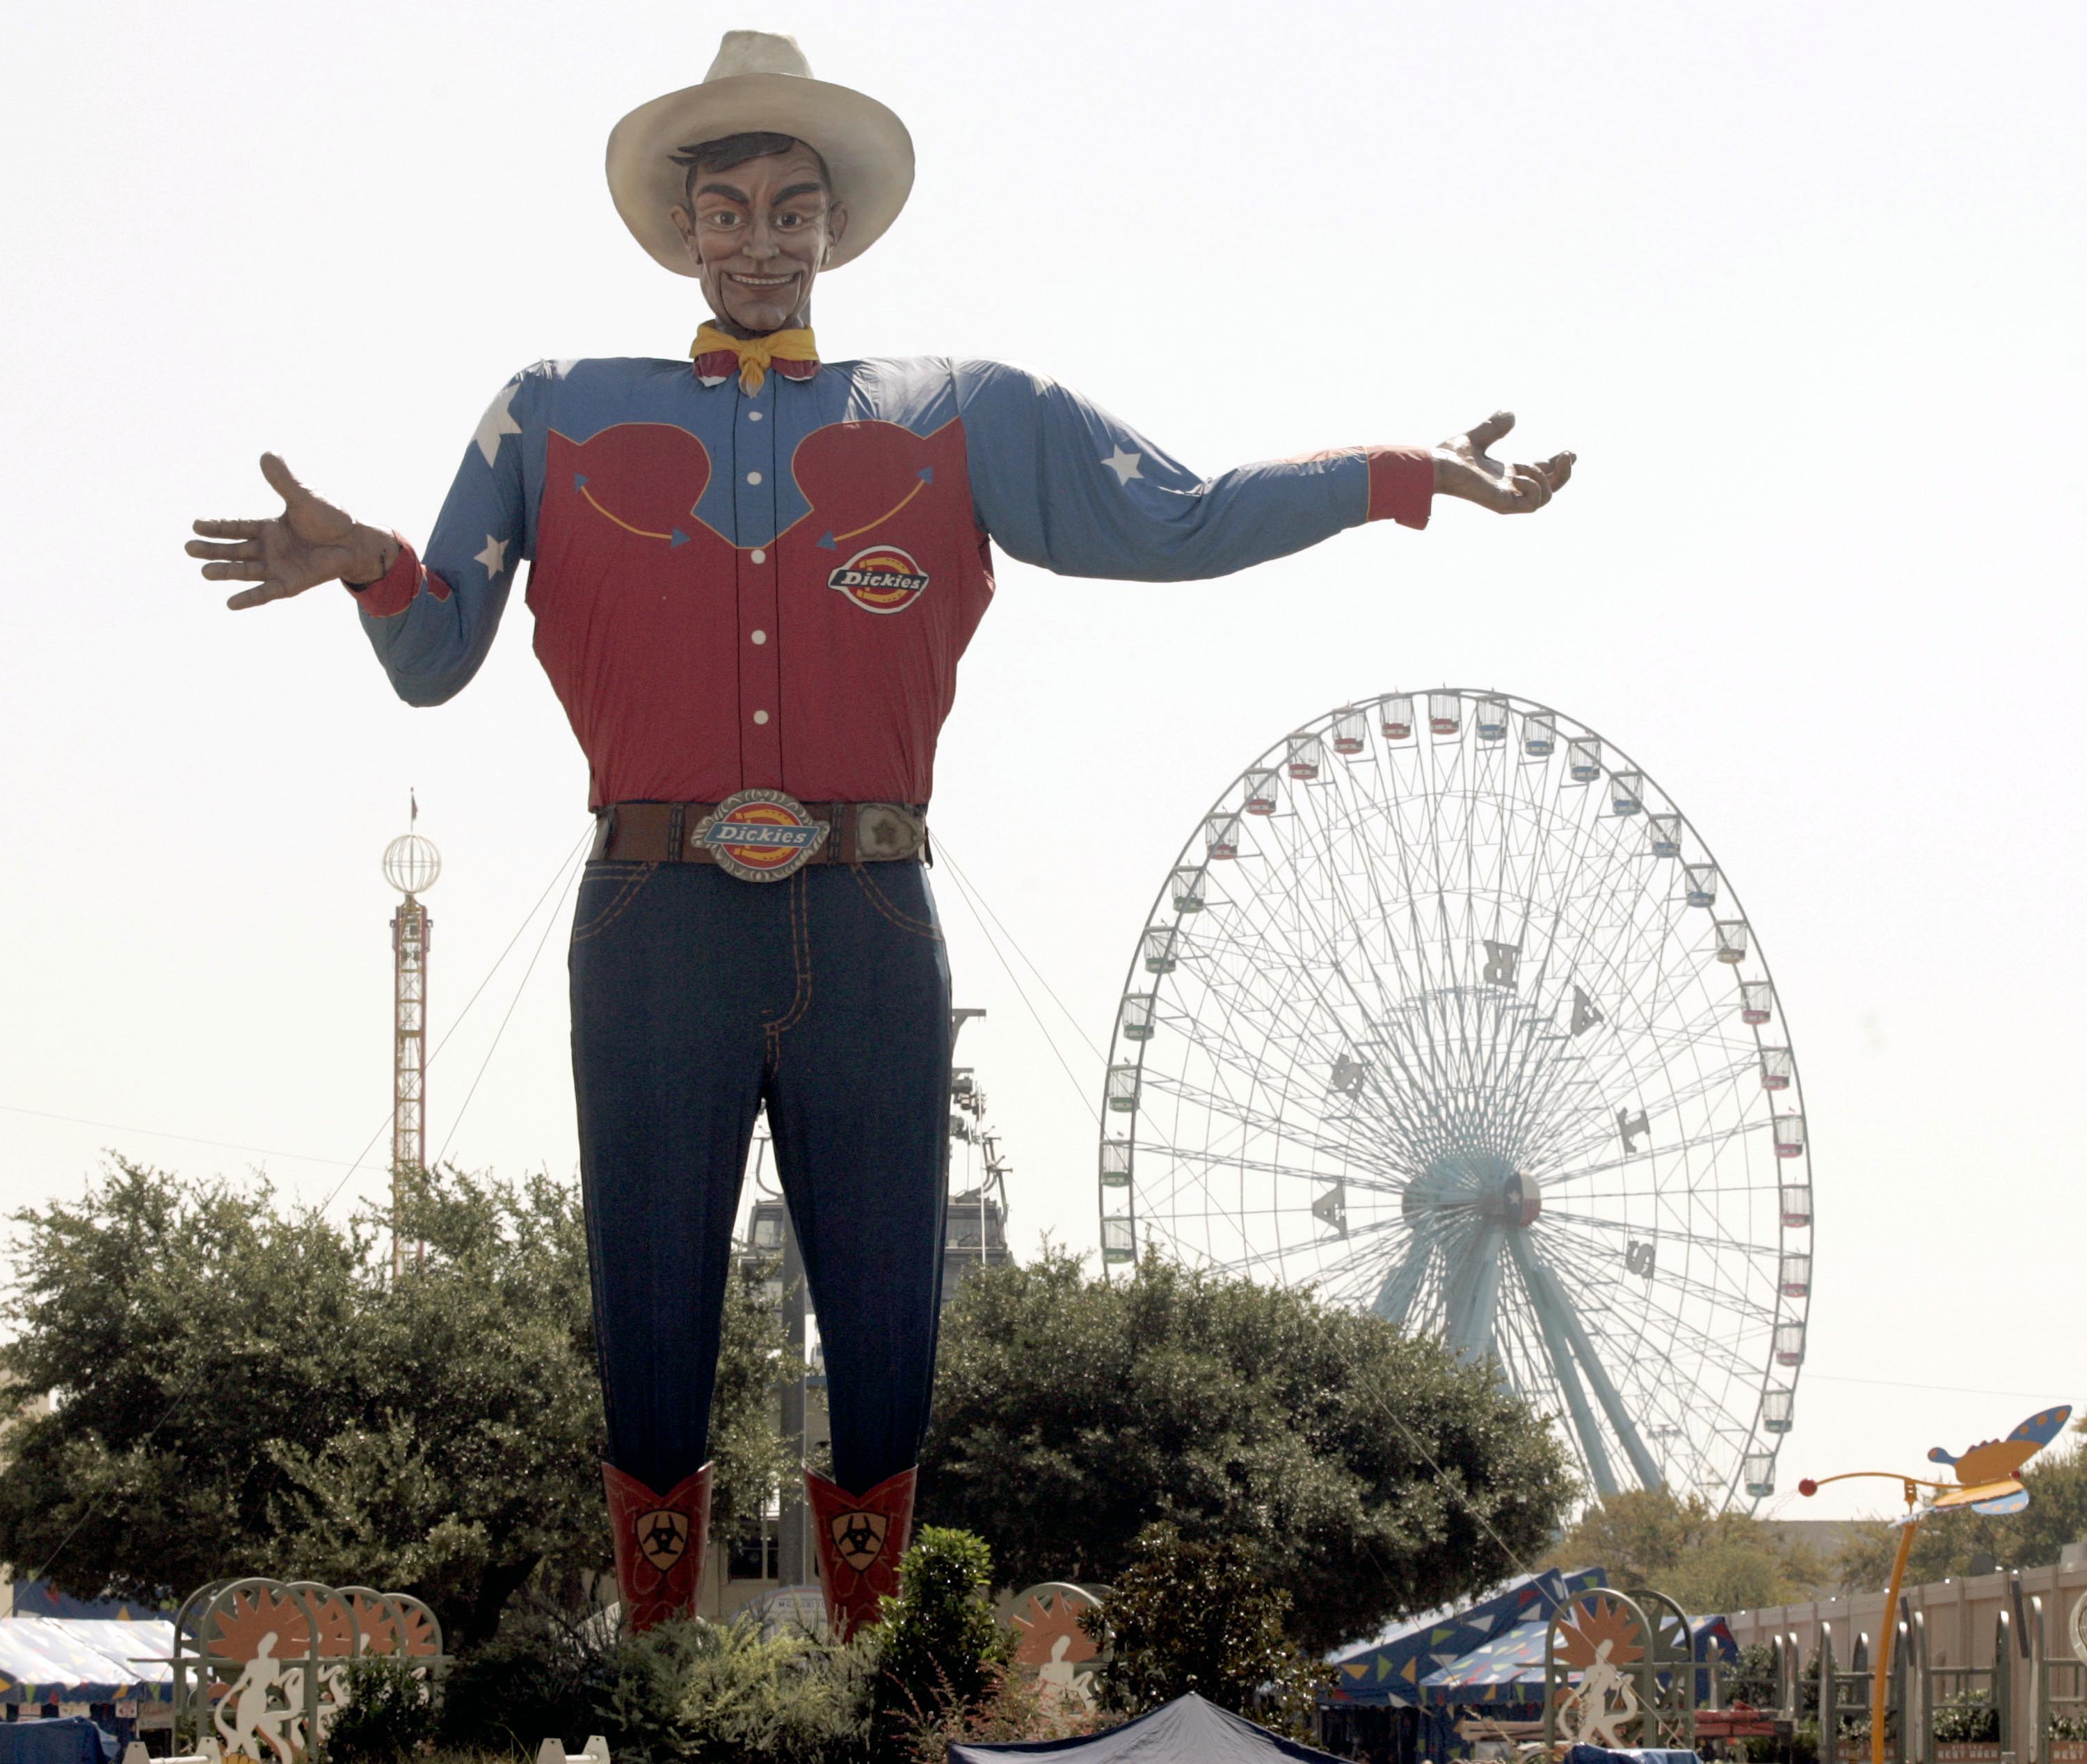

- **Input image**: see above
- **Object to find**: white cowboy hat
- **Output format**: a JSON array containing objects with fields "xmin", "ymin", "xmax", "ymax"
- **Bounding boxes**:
[{"xmin": 606, "ymin": 30, "xmax": 914, "ymax": 275}]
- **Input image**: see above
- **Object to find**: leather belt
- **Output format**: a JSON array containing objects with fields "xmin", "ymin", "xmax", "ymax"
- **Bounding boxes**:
[{"xmin": 591, "ymin": 792, "xmax": 928, "ymax": 879}]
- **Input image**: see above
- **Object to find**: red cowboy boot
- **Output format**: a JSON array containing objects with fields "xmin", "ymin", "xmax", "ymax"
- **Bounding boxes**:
[
  {"xmin": 804, "ymin": 1464, "xmax": 917, "ymax": 1638},
  {"xmin": 602, "ymin": 1461, "xmax": 712, "ymax": 1630}
]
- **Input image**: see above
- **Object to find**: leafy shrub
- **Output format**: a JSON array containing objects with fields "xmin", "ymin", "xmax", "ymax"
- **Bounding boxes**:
[
  {"xmin": 888, "ymin": 1659, "xmax": 1103, "ymax": 1763},
  {"xmin": 324, "ymin": 1652, "xmax": 438, "ymax": 1763},
  {"xmin": 1725, "ymin": 1641, "xmax": 1781, "ymax": 1710},
  {"xmin": 437, "ymin": 1613, "xmax": 616, "ymax": 1758},
  {"xmin": 596, "ymin": 1617, "xmax": 872, "ymax": 1764},
  {"xmin": 872, "ymin": 1526, "xmax": 1009, "ymax": 1741},
  {"xmin": 1085, "ymin": 1522, "xmax": 1329, "ymax": 1739},
  {"xmin": 1934, "ymin": 1688, "xmax": 1999, "ymax": 1745}
]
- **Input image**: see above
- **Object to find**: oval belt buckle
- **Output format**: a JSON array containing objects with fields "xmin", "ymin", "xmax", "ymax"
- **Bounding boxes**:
[{"xmin": 690, "ymin": 788, "xmax": 829, "ymax": 881}]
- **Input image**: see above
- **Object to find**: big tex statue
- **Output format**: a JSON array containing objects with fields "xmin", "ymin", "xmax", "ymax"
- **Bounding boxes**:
[{"xmin": 187, "ymin": 32, "xmax": 1574, "ymax": 1636}]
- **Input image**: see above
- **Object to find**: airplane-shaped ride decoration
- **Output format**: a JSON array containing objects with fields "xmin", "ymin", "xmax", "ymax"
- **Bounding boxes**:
[{"xmin": 1800, "ymin": 1405, "xmax": 2071, "ymax": 1764}]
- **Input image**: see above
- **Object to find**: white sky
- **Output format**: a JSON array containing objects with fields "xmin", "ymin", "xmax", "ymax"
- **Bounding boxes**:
[{"xmin": 1, "ymin": 0, "xmax": 2082, "ymax": 1527}]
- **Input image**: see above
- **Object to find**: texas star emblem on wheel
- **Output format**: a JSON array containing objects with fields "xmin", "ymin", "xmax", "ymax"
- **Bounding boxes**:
[{"xmin": 1096, "ymin": 689, "xmax": 1814, "ymax": 1509}]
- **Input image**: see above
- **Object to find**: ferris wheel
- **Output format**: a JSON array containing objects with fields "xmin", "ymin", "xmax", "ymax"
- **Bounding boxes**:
[{"xmin": 1095, "ymin": 689, "xmax": 1813, "ymax": 1509}]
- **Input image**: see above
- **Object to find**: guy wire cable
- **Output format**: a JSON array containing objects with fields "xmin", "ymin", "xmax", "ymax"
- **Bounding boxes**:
[
  {"xmin": 932, "ymin": 846, "xmax": 1099, "ymax": 1122},
  {"xmin": 435, "ymin": 840, "xmax": 589, "ymax": 1163},
  {"xmin": 934, "ymin": 840, "xmax": 1110, "ymax": 1063}
]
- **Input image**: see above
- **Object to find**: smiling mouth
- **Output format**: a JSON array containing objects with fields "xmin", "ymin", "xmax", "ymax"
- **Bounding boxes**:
[{"xmin": 727, "ymin": 273, "xmax": 797, "ymax": 289}]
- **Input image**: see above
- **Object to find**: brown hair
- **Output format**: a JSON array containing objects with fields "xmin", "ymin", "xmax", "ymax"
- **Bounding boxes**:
[{"xmin": 671, "ymin": 132, "xmax": 833, "ymax": 205}]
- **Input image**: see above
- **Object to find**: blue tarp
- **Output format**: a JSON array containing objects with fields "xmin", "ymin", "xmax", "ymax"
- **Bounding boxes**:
[
  {"xmin": 0, "ymin": 1719, "xmax": 118, "ymax": 1764},
  {"xmin": 951, "ymin": 1692, "xmax": 1348, "ymax": 1761},
  {"xmin": 1567, "ymin": 1749, "xmax": 1702, "ymax": 1764}
]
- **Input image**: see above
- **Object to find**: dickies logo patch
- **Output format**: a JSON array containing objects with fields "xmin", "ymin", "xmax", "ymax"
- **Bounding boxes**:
[
  {"xmin": 691, "ymin": 789, "xmax": 829, "ymax": 882},
  {"xmin": 828, "ymin": 546, "xmax": 929, "ymax": 614}
]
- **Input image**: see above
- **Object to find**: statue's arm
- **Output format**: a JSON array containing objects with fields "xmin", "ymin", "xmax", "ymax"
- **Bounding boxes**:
[
  {"xmin": 953, "ymin": 361, "xmax": 1570, "ymax": 584},
  {"xmin": 187, "ymin": 370, "xmax": 544, "ymax": 707}
]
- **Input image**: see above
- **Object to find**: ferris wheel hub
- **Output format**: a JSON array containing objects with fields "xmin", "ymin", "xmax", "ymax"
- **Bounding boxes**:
[
  {"xmin": 1480, "ymin": 1170, "xmax": 1543, "ymax": 1228},
  {"xmin": 1402, "ymin": 1156, "xmax": 1542, "ymax": 1229}
]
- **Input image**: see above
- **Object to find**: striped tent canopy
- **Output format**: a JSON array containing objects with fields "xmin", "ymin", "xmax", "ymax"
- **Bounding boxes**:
[
  {"xmin": 1419, "ymin": 1609, "xmax": 1738, "ymax": 1706},
  {"xmin": 0, "ymin": 1620, "xmax": 176, "ymax": 1706},
  {"xmin": 1327, "ymin": 1569, "xmax": 1607, "ymax": 1708}
]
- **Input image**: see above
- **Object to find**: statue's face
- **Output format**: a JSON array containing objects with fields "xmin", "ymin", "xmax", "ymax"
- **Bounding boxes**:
[{"xmin": 669, "ymin": 142, "xmax": 847, "ymax": 335}]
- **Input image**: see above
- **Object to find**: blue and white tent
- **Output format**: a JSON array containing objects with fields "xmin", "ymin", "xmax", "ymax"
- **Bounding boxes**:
[
  {"xmin": 0, "ymin": 1621, "xmax": 175, "ymax": 1708},
  {"xmin": 1325, "ymin": 1569, "xmax": 1607, "ymax": 1708}
]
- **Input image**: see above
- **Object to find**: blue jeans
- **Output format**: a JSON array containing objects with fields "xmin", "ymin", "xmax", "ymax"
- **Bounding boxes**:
[{"xmin": 568, "ymin": 858, "xmax": 952, "ymax": 1494}]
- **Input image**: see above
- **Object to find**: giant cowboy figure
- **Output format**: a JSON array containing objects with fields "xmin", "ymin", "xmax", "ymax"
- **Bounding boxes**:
[{"xmin": 186, "ymin": 31, "xmax": 1573, "ymax": 1637}]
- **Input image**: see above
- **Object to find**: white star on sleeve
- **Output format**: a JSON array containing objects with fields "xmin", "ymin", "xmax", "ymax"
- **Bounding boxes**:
[
  {"xmin": 1101, "ymin": 445, "xmax": 1144, "ymax": 485},
  {"xmin": 473, "ymin": 381, "xmax": 522, "ymax": 467},
  {"xmin": 475, "ymin": 534, "xmax": 509, "ymax": 577}
]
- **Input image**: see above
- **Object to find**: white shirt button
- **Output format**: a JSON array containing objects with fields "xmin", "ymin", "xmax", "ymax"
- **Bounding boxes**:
[
  {"xmin": 747, "ymin": 410, "xmax": 763, "ymax": 422},
  {"xmin": 751, "ymin": 629, "xmax": 767, "ymax": 645},
  {"xmin": 746, "ymin": 470, "xmax": 762, "ymax": 485},
  {"xmin": 750, "ymin": 547, "xmax": 767, "ymax": 564},
  {"xmin": 753, "ymin": 709, "xmax": 770, "ymax": 725}
]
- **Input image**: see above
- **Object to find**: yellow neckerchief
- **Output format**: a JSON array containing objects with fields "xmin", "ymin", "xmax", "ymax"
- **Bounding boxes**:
[{"xmin": 689, "ymin": 323, "xmax": 820, "ymax": 394}]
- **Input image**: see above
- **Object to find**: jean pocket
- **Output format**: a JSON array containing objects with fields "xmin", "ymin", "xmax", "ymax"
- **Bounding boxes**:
[
  {"xmin": 850, "ymin": 863, "xmax": 943, "ymax": 941},
  {"xmin": 570, "ymin": 863, "xmax": 659, "ymax": 944}
]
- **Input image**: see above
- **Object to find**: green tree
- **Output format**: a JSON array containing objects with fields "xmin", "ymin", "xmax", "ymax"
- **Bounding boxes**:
[
  {"xmin": 1827, "ymin": 1511, "xmax": 1992, "ymax": 1596},
  {"xmin": 920, "ymin": 1249, "xmax": 1576, "ymax": 1653},
  {"xmin": 1545, "ymin": 1488, "xmax": 1822, "ymax": 1613},
  {"xmin": 0, "ymin": 1159, "xmax": 787, "ymax": 1645},
  {"xmin": 1087, "ymin": 1522, "xmax": 1329, "ymax": 1738}
]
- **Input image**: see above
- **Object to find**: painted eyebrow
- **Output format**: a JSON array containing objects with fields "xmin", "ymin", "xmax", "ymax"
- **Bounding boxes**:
[
  {"xmin": 696, "ymin": 182, "xmax": 752, "ymax": 203},
  {"xmin": 774, "ymin": 182, "xmax": 828, "ymax": 202}
]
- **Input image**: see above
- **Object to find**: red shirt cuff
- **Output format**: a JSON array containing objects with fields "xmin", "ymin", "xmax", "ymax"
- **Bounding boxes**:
[
  {"xmin": 345, "ymin": 539, "xmax": 453, "ymax": 618},
  {"xmin": 1365, "ymin": 446, "xmax": 1434, "ymax": 530},
  {"xmin": 345, "ymin": 540, "xmax": 422, "ymax": 618}
]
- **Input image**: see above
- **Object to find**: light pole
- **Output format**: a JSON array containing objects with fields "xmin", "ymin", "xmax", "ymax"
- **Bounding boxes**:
[{"xmin": 382, "ymin": 797, "xmax": 440, "ymax": 1277}]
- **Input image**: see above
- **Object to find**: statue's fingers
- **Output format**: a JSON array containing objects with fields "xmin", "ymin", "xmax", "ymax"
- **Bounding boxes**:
[
  {"xmin": 186, "ymin": 538, "xmax": 263, "ymax": 561},
  {"xmin": 192, "ymin": 518, "xmax": 265, "ymax": 539},
  {"xmin": 200, "ymin": 560, "xmax": 269, "ymax": 582},
  {"xmin": 1540, "ymin": 451, "xmax": 1576, "ymax": 492},
  {"xmin": 1508, "ymin": 469, "xmax": 1552, "ymax": 512},
  {"xmin": 258, "ymin": 451, "xmax": 314, "ymax": 508},
  {"xmin": 226, "ymin": 579, "xmax": 301, "ymax": 611},
  {"xmin": 1464, "ymin": 410, "xmax": 1516, "ymax": 454}
]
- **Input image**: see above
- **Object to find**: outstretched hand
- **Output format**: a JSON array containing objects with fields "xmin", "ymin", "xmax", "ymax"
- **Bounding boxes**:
[
  {"xmin": 187, "ymin": 454, "xmax": 397, "ymax": 610},
  {"xmin": 1432, "ymin": 412, "xmax": 1574, "ymax": 514}
]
